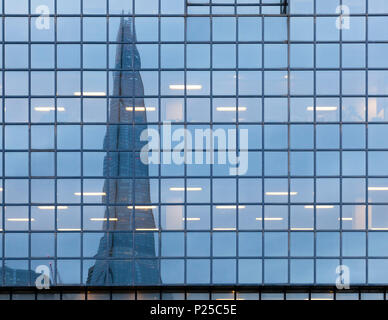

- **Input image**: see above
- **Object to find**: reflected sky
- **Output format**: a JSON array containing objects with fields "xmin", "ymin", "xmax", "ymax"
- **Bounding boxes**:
[{"xmin": 0, "ymin": 0, "xmax": 388, "ymax": 287}]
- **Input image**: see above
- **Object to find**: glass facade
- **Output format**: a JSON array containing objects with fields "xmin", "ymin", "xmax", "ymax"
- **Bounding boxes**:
[
  {"xmin": 0, "ymin": 286, "xmax": 388, "ymax": 300},
  {"xmin": 0, "ymin": 0, "xmax": 388, "ymax": 290}
]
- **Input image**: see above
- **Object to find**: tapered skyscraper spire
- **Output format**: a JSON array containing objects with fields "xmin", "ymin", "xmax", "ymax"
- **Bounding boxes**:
[{"xmin": 87, "ymin": 13, "xmax": 159, "ymax": 285}]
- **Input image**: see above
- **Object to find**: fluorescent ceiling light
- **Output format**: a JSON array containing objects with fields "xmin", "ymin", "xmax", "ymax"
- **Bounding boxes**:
[
  {"xmin": 125, "ymin": 107, "xmax": 156, "ymax": 112},
  {"xmin": 368, "ymin": 187, "xmax": 388, "ymax": 191},
  {"xmin": 183, "ymin": 218, "xmax": 201, "ymax": 221},
  {"xmin": 38, "ymin": 206, "xmax": 68, "ymax": 210},
  {"xmin": 266, "ymin": 192, "xmax": 298, "ymax": 196},
  {"xmin": 90, "ymin": 218, "xmax": 118, "ymax": 222},
  {"xmin": 307, "ymin": 106, "xmax": 338, "ymax": 111},
  {"xmin": 339, "ymin": 218, "xmax": 353, "ymax": 221},
  {"xmin": 34, "ymin": 107, "xmax": 65, "ymax": 112},
  {"xmin": 131, "ymin": 206, "xmax": 157, "ymax": 210},
  {"xmin": 74, "ymin": 92, "xmax": 106, "ymax": 96},
  {"xmin": 213, "ymin": 228, "xmax": 236, "ymax": 231},
  {"xmin": 169, "ymin": 187, "xmax": 202, "ymax": 192},
  {"xmin": 304, "ymin": 205, "xmax": 334, "ymax": 209},
  {"xmin": 216, "ymin": 205, "xmax": 246, "ymax": 210},
  {"xmin": 7, "ymin": 218, "xmax": 35, "ymax": 222},
  {"xmin": 291, "ymin": 227, "xmax": 314, "ymax": 231},
  {"xmin": 256, "ymin": 217, "xmax": 284, "ymax": 221},
  {"xmin": 169, "ymin": 85, "xmax": 202, "ymax": 90},
  {"xmin": 135, "ymin": 228, "xmax": 159, "ymax": 231},
  {"xmin": 370, "ymin": 228, "xmax": 388, "ymax": 231},
  {"xmin": 74, "ymin": 192, "xmax": 106, "ymax": 196},
  {"xmin": 57, "ymin": 228, "xmax": 81, "ymax": 231},
  {"xmin": 216, "ymin": 107, "xmax": 247, "ymax": 112}
]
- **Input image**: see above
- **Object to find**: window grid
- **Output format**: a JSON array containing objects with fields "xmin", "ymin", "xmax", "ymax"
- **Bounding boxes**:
[
  {"xmin": 0, "ymin": 0, "xmax": 387, "ymax": 287},
  {"xmin": 0, "ymin": 285, "xmax": 387, "ymax": 300}
]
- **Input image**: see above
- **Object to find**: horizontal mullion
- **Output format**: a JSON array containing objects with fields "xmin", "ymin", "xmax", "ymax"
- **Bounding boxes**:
[
  {"xmin": 0, "ymin": 201, "xmax": 380, "ymax": 206},
  {"xmin": 0, "ymin": 229, "xmax": 377, "ymax": 232},
  {"xmin": 0, "ymin": 121, "xmax": 385, "ymax": 125},
  {"xmin": 4, "ymin": 68, "xmax": 388, "ymax": 72},
  {"xmin": 2, "ymin": 95, "xmax": 388, "ymax": 99},
  {"xmin": 1, "ymin": 149, "xmax": 388, "ymax": 153},
  {"xmin": 1, "ymin": 175, "xmax": 388, "ymax": 178},
  {"xmin": 6, "ymin": 40, "xmax": 388, "ymax": 44}
]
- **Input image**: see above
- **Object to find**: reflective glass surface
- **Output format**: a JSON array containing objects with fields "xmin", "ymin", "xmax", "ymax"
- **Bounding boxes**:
[{"xmin": 0, "ymin": 0, "xmax": 387, "ymax": 287}]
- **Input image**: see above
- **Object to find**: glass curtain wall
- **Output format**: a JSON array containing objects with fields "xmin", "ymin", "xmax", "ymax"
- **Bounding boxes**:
[{"xmin": 0, "ymin": 0, "xmax": 388, "ymax": 287}]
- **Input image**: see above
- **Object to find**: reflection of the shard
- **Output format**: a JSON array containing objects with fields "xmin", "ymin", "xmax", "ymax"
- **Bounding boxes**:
[{"xmin": 86, "ymin": 14, "xmax": 159, "ymax": 285}]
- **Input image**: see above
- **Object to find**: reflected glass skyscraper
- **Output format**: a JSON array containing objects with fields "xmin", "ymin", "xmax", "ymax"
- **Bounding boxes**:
[{"xmin": 87, "ymin": 14, "xmax": 159, "ymax": 285}]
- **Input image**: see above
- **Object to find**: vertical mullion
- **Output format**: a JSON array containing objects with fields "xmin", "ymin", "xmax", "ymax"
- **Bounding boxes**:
[
  {"xmin": 209, "ymin": 0, "xmax": 213, "ymax": 286},
  {"xmin": 234, "ymin": 0, "xmax": 239, "ymax": 288},
  {"xmin": 261, "ymin": 10, "xmax": 265, "ymax": 286},
  {"xmin": 1, "ymin": 0, "xmax": 5, "ymax": 288},
  {"xmin": 313, "ymin": 0, "xmax": 317, "ymax": 286},
  {"xmin": 365, "ymin": 0, "xmax": 369, "ymax": 286},
  {"xmin": 54, "ymin": 0, "xmax": 58, "ymax": 286},
  {"xmin": 79, "ymin": 0, "xmax": 83, "ymax": 286},
  {"xmin": 183, "ymin": 0, "xmax": 188, "ymax": 287},
  {"xmin": 106, "ymin": 0, "xmax": 111, "ymax": 285},
  {"xmin": 339, "ymin": 0, "xmax": 343, "ymax": 275},
  {"xmin": 27, "ymin": 0, "xmax": 31, "ymax": 286},
  {"xmin": 157, "ymin": 0, "xmax": 162, "ymax": 286},
  {"xmin": 287, "ymin": 8, "xmax": 291, "ymax": 286},
  {"xmin": 131, "ymin": 1, "xmax": 136, "ymax": 287}
]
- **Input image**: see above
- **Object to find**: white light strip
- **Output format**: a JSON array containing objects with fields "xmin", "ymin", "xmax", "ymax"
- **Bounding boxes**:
[
  {"xmin": 34, "ymin": 107, "xmax": 66, "ymax": 112},
  {"xmin": 183, "ymin": 218, "xmax": 201, "ymax": 221},
  {"xmin": 90, "ymin": 218, "xmax": 118, "ymax": 222},
  {"xmin": 38, "ymin": 206, "xmax": 69, "ymax": 210},
  {"xmin": 256, "ymin": 217, "xmax": 284, "ymax": 221},
  {"xmin": 136, "ymin": 228, "xmax": 159, "ymax": 231},
  {"xmin": 169, "ymin": 85, "xmax": 202, "ymax": 90},
  {"xmin": 213, "ymin": 228, "xmax": 236, "ymax": 231},
  {"xmin": 291, "ymin": 228, "xmax": 314, "ymax": 231},
  {"xmin": 57, "ymin": 228, "xmax": 81, "ymax": 231},
  {"xmin": 7, "ymin": 218, "xmax": 35, "ymax": 222},
  {"xmin": 368, "ymin": 187, "xmax": 388, "ymax": 191},
  {"xmin": 130, "ymin": 206, "xmax": 157, "ymax": 210},
  {"xmin": 74, "ymin": 192, "xmax": 106, "ymax": 196},
  {"xmin": 125, "ymin": 107, "xmax": 156, "ymax": 112},
  {"xmin": 370, "ymin": 228, "xmax": 388, "ymax": 231},
  {"xmin": 216, "ymin": 107, "xmax": 247, "ymax": 112},
  {"xmin": 74, "ymin": 92, "xmax": 106, "ymax": 96},
  {"xmin": 304, "ymin": 205, "xmax": 334, "ymax": 209},
  {"xmin": 266, "ymin": 192, "xmax": 298, "ymax": 196},
  {"xmin": 169, "ymin": 187, "xmax": 203, "ymax": 192},
  {"xmin": 307, "ymin": 106, "xmax": 338, "ymax": 111},
  {"xmin": 216, "ymin": 205, "xmax": 246, "ymax": 210},
  {"xmin": 339, "ymin": 218, "xmax": 353, "ymax": 221}
]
